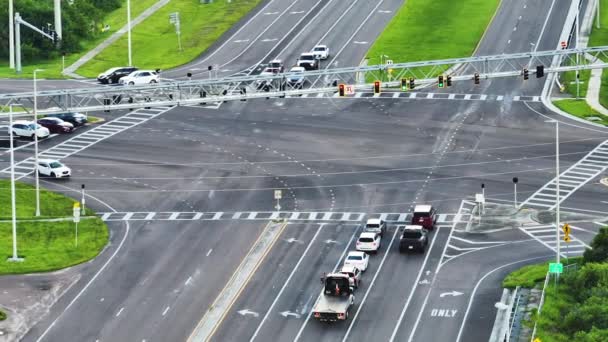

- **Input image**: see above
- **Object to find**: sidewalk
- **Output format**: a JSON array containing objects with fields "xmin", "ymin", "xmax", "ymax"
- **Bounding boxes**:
[{"xmin": 62, "ymin": 0, "xmax": 170, "ymax": 79}]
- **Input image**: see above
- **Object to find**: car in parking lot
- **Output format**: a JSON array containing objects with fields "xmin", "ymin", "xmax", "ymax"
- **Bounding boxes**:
[
  {"xmin": 356, "ymin": 232, "xmax": 381, "ymax": 253},
  {"xmin": 37, "ymin": 159, "xmax": 71, "ymax": 178},
  {"xmin": 339, "ymin": 265, "xmax": 361, "ymax": 289},
  {"xmin": 45, "ymin": 112, "xmax": 88, "ymax": 127},
  {"xmin": 37, "ymin": 117, "xmax": 74, "ymax": 133},
  {"xmin": 411, "ymin": 204, "xmax": 437, "ymax": 230},
  {"xmin": 297, "ymin": 52, "xmax": 318, "ymax": 70},
  {"xmin": 364, "ymin": 218, "xmax": 386, "ymax": 236},
  {"xmin": 286, "ymin": 66, "xmax": 306, "ymax": 88},
  {"xmin": 97, "ymin": 66, "xmax": 138, "ymax": 84},
  {"xmin": 399, "ymin": 225, "xmax": 428, "ymax": 253},
  {"xmin": 10, "ymin": 120, "xmax": 50, "ymax": 139},
  {"xmin": 343, "ymin": 251, "xmax": 369, "ymax": 272},
  {"xmin": 312, "ymin": 45, "xmax": 329, "ymax": 59},
  {"xmin": 119, "ymin": 70, "xmax": 159, "ymax": 85}
]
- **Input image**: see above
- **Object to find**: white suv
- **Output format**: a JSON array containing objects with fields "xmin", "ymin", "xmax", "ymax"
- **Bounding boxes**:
[
  {"xmin": 312, "ymin": 45, "xmax": 329, "ymax": 59},
  {"xmin": 10, "ymin": 120, "xmax": 50, "ymax": 139},
  {"xmin": 37, "ymin": 159, "xmax": 71, "ymax": 178},
  {"xmin": 119, "ymin": 70, "xmax": 160, "ymax": 85},
  {"xmin": 297, "ymin": 52, "xmax": 318, "ymax": 70},
  {"xmin": 356, "ymin": 232, "xmax": 382, "ymax": 253}
]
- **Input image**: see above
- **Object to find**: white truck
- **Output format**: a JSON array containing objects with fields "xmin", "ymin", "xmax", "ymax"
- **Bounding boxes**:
[{"xmin": 312, "ymin": 273, "xmax": 355, "ymax": 322}]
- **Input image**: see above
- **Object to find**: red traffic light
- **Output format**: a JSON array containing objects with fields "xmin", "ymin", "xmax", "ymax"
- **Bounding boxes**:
[
  {"xmin": 374, "ymin": 81, "xmax": 381, "ymax": 94},
  {"xmin": 338, "ymin": 84, "xmax": 345, "ymax": 96}
]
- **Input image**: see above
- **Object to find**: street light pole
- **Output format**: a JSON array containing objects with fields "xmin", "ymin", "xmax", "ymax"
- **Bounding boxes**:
[
  {"xmin": 127, "ymin": 0, "xmax": 132, "ymax": 66},
  {"xmin": 513, "ymin": 177, "xmax": 519, "ymax": 207},
  {"xmin": 9, "ymin": 0, "xmax": 15, "ymax": 69},
  {"xmin": 546, "ymin": 120, "xmax": 561, "ymax": 264},
  {"xmin": 8, "ymin": 104, "xmax": 24, "ymax": 262},
  {"xmin": 34, "ymin": 69, "xmax": 43, "ymax": 217}
]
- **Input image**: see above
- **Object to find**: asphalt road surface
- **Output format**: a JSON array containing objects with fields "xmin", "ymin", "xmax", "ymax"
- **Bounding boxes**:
[{"xmin": 2, "ymin": 0, "xmax": 608, "ymax": 341}]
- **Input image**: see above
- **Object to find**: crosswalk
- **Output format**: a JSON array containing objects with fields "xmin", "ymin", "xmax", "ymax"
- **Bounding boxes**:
[
  {"xmin": 0, "ymin": 106, "xmax": 174, "ymax": 180},
  {"xmin": 98, "ymin": 210, "xmax": 468, "ymax": 223},
  {"xmin": 519, "ymin": 224, "xmax": 589, "ymax": 257},
  {"xmin": 520, "ymin": 139, "xmax": 608, "ymax": 210}
]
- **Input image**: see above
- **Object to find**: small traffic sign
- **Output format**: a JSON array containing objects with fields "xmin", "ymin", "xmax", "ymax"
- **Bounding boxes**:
[
  {"xmin": 562, "ymin": 223, "xmax": 571, "ymax": 235},
  {"xmin": 386, "ymin": 59, "xmax": 393, "ymax": 65},
  {"xmin": 345, "ymin": 85, "xmax": 354, "ymax": 95},
  {"xmin": 534, "ymin": 338, "xmax": 542, "ymax": 342},
  {"xmin": 274, "ymin": 190, "xmax": 282, "ymax": 200},
  {"xmin": 548, "ymin": 262, "xmax": 563, "ymax": 274},
  {"xmin": 561, "ymin": 41, "xmax": 567, "ymax": 49},
  {"xmin": 564, "ymin": 236, "xmax": 571, "ymax": 243},
  {"xmin": 73, "ymin": 202, "xmax": 81, "ymax": 223}
]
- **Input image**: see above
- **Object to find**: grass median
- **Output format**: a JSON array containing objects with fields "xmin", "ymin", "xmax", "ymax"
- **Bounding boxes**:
[
  {"xmin": 0, "ymin": 0, "xmax": 159, "ymax": 79},
  {"xmin": 0, "ymin": 180, "xmax": 108, "ymax": 275},
  {"xmin": 553, "ymin": 99, "xmax": 608, "ymax": 125},
  {"xmin": 365, "ymin": 0, "xmax": 500, "ymax": 80},
  {"xmin": 76, "ymin": 0, "xmax": 263, "ymax": 77}
]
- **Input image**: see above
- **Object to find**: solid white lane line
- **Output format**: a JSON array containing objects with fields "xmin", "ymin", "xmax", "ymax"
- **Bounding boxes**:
[
  {"xmin": 454, "ymin": 256, "xmax": 551, "ymax": 342},
  {"xmin": 116, "ymin": 307, "xmax": 124, "ymax": 317},
  {"xmin": 162, "ymin": 306, "xmax": 170, "ymax": 316},
  {"xmin": 292, "ymin": 227, "xmax": 359, "ymax": 341},
  {"xmin": 249, "ymin": 224, "xmax": 325, "ymax": 341}
]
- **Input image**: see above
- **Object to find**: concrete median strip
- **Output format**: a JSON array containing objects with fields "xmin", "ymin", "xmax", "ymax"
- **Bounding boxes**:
[{"xmin": 187, "ymin": 220, "xmax": 288, "ymax": 342}]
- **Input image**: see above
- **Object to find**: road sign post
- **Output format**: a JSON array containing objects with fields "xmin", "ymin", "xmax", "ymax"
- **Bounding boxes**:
[
  {"xmin": 274, "ymin": 189, "xmax": 282, "ymax": 212},
  {"xmin": 73, "ymin": 202, "xmax": 81, "ymax": 247},
  {"xmin": 169, "ymin": 12, "xmax": 182, "ymax": 52}
]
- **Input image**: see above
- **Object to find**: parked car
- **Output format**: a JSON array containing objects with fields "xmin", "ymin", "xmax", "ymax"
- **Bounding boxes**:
[
  {"xmin": 97, "ymin": 67, "xmax": 138, "ymax": 84},
  {"xmin": 364, "ymin": 218, "xmax": 386, "ymax": 237},
  {"xmin": 37, "ymin": 117, "xmax": 74, "ymax": 133},
  {"xmin": 356, "ymin": 232, "xmax": 382, "ymax": 253},
  {"xmin": 399, "ymin": 225, "xmax": 428, "ymax": 253},
  {"xmin": 10, "ymin": 120, "xmax": 50, "ymax": 139},
  {"xmin": 37, "ymin": 159, "xmax": 71, "ymax": 178},
  {"xmin": 297, "ymin": 52, "xmax": 318, "ymax": 70},
  {"xmin": 312, "ymin": 45, "xmax": 329, "ymax": 59},
  {"xmin": 411, "ymin": 205, "xmax": 438, "ymax": 230},
  {"xmin": 119, "ymin": 70, "xmax": 159, "ymax": 85},
  {"xmin": 339, "ymin": 265, "xmax": 361, "ymax": 289},
  {"xmin": 45, "ymin": 112, "xmax": 88, "ymax": 127},
  {"xmin": 286, "ymin": 66, "xmax": 306, "ymax": 88},
  {"xmin": 268, "ymin": 59, "xmax": 284, "ymax": 73},
  {"xmin": 343, "ymin": 251, "xmax": 369, "ymax": 272}
]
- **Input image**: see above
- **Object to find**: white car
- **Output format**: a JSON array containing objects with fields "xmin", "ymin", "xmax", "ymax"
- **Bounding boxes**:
[
  {"xmin": 339, "ymin": 265, "xmax": 361, "ymax": 288},
  {"xmin": 356, "ymin": 232, "xmax": 382, "ymax": 253},
  {"xmin": 287, "ymin": 66, "xmax": 306, "ymax": 88},
  {"xmin": 312, "ymin": 45, "xmax": 329, "ymax": 59},
  {"xmin": 297, "ymin": 52, "xmax": 318, "ymax": 70},
  {"xmin": 37, "ymin": 159, "xmax": 71, "ymax": 178},
  {"xmin": 343, "ymin": 251, "xmax": 369, "ymax": 272},
  {"xmin": 10, "ymin": 120, "xmax": 50, "ymax": 139},
  {"xmin": 119, "ymin": 70, "xmax": 160, "ymax": 85}
]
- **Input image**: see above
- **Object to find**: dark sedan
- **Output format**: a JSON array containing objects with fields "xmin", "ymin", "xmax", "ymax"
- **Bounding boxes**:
[
  {"xmin": 97, "ymin": 67, "xmax": 138, "ymax": 84},
  {"xmin": 37, "ymin": 117, "xmax": 74, "ymax": 133},
  {"xmin": 45, "ymin": 112, "xmax": 88, "ymax": 127}
]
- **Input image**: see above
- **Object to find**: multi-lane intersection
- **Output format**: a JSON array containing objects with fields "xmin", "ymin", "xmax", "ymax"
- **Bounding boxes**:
[{"xmin": 2, "ymin": 0, "xmax": 608, "ymax": 341}]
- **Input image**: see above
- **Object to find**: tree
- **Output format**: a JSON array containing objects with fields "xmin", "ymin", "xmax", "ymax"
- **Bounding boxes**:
[{"xmin": 583, "ymin": 227, "xmax": 608, "ymax": 264}]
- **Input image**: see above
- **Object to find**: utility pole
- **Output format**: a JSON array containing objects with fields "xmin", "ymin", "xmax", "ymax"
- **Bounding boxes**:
[
  {"xmin": 597, "ymin": 0, "xmax": 601, "ymax": 29},
  {"xmin": 9, "ymin": 0, "xmax": 15, "ymax": 69},
  {"xmin": 127, "ymin": 0, "xmax": 132, "ymax": 66},
  {"xmin": 8, "ymin": 104, "xmax": 24, "ymax": 262},
  {"xmin": 34, "ymin": 69, "xmax": 43, "ymax": 217}
]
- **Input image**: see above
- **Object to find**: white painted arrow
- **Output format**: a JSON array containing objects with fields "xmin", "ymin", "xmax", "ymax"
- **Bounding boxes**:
[
  {"xmin": 378, "ymin": 10, "xmax": 392, "ymax": 13},
  {"xmin": 285, "ymin": 237, "xmax": 303, "ymax": 244},
  {"xmin": 262, "ymin": 38, "xmax": 279, "ymax": 42},
  {"xmin": 418, "ymin": 279, "xmax": 430, "ymax": 285},
  {"xmin": 290, "ymin": 10, "xmax": 305, "ymax": 14},
  {"xmin": 280, "ymin": 311, "xmax": 301, "ymax": 318},
  {"xmin": 264, "ymin": 11, "xmax": 279, "ymax": 15},
  {"xmin": 233, "ymin": 39, "xmax": 250, "ymax": 43},
  {"xmin": 440, "ymin": 291, "xmax": 464, "ymax": 298},
  {"xmin": 426, "ymin": 270, "xmax": 431, "ymax": 276},
  {"xmin": 324, "ymin": 239, "xmax": 340, "ymax": 244},
  {"xmin": 353, "ymin": 41, "xmax": 368, "ymax": 45},
  {"xmin": 237, "ymin": 309, "xmax": 259, "ymax": 317}
]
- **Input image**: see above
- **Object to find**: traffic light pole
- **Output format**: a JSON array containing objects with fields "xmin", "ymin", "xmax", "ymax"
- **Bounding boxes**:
[{"xmin": 13, "ymin": 13, "xmax": 57, "ymax": 74}]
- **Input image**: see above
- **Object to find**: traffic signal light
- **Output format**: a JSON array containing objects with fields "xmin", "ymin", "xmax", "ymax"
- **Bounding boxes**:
[
  {"xmin": 447, "ymin": 75, "xmax": 452, "ymax": 87},
  {"xmin": 523, "ymin": 68, "xmax": 529, "ymax": 80},
  {"xmin": 474, "ymin": 73, "xmax": 480, "ymax": 84},
  {"xmin": 338, "ymin": 83, "xmax": 345, "ymax": 97},
  {"xmin": 438, "ymin": 75, "xmax": 444, "ymax": 88},
  {"xmin": 409, "ymin": 78, "xmax": 415, "ymax": 89},
  {"xmin": 401, "ymin": 78, "xmax": 408, "ymax": 91},
  {"xmin": 536, "ymin": 65, "xmax": 544, "ymax": 78},
  {"xmin": 374, "ymin": 81, "xmax": 381, "ymax": 94}
]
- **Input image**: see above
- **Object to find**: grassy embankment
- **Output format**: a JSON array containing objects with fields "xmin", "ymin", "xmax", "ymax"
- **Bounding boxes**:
[{"xmin": 0, "ymin": 180, "xmax": 108, "ymax": 275}]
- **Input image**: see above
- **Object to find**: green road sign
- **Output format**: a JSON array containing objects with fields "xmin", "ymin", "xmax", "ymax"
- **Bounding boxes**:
[{"xmin": 549, "ymin": 262, "xmax": 563, "ymax": 274}]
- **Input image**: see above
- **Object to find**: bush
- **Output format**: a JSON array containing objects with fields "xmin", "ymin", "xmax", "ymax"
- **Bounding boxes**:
[
  {"xmin": 583, "ymin": 227, "xmax": 608, "ymax": 263},
  {"xmin": 0, "ymin": 309, "xmax": 5, "ymax": 321}
]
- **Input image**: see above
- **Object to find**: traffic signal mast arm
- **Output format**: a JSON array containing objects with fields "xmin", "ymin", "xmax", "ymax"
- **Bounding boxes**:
[{"xmin": 14, "ymin": 13, "xmax": 58, "ymax": 42}]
